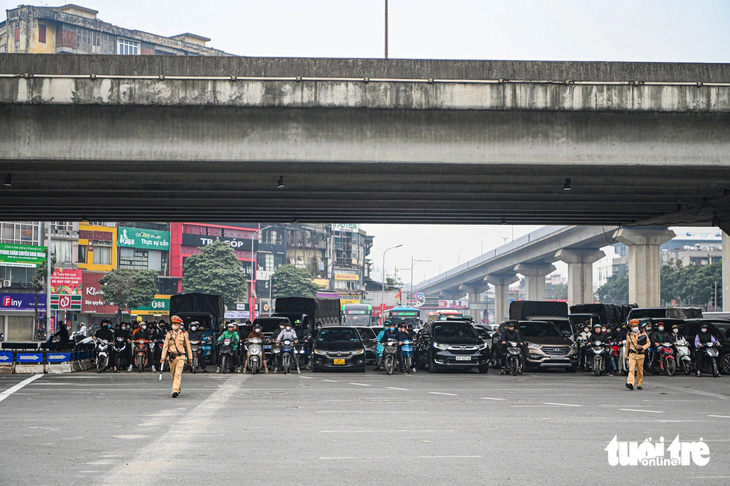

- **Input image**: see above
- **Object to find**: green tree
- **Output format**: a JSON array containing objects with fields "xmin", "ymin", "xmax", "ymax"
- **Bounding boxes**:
[
  {"xmin": 182, "ymin": 240, "xmax": 247, "ymax": 309},
  {"xmin": 99, "ymin": 269, "xmax": 158, "ymax": 323},
  {"xmin": 272, "ymin": 264, "xmax": 319, "ymax": 298},
  {"xmin": 595, "ymin": 273, "xmax": 629, "ymax": 304},
  {"xmin": 661, "ymin": 260, "xmax": 722, "ymax": 307},
  {"xmin": 549, "ymin": 282, "xmax": 568, "ymax": 300},
  {"xmin": 32, "ymin": 252, "xmax": 55, "ymax": 336}
]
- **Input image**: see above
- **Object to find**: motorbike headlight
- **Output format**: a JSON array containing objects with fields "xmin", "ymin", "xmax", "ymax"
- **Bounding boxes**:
[
  {"xmin": 352, "ymin": 349, "xmax": 364, "ymax": 355},
  {"xmin": 314, "ymin": 349, "xmax": 326, "ymax": 355},
  {"xmin": 526, "ymin": 342, "xmax": 540, "ymax": 349},
  {"xmin": 433, "ymin": 343, "xmax": 449, "ymax": 350},
  {"xmin": 205, "ymin": 337, "xmax": 213, "ymax": 345}
]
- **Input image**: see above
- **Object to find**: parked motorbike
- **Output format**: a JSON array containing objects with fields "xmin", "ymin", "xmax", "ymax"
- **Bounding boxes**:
[
  {"xmin": 401, "ymin": 339, "xmax": 414, "ymax": 373},
  {"xmin": 189, "ymin": 340, "xmax": 203, "ymax": 373},
  {"xmin": 133, "ymin": 339, "xmax": 150, "ymax": 372},
  {"xmin": 95, "ymin": 338, "xmax": 110, "ymax": 373},
  {"xmin": 589, "ymin": 340, "xmax": 609, "ymax": 377},
  {"xmin": 383, "ymin": 339, "xmax": 399, "ymax": 375},
  {"xmin": 675, "ymin": 337, "xmax": 693, "ymax": 375},
  {"xmin": 219, "ymin": 338, "xmax": 235, "ymax": 374},
  {"xmin": 245, "ymin": 337, "xmax": 265, "ymax": 374},
  {"xmin": 698, "ymin": 342, "xmax": 722, "ymax": 378},
  {"xmin": 654, "ymin": 342, "xmax": 677, "ymax": 376}
]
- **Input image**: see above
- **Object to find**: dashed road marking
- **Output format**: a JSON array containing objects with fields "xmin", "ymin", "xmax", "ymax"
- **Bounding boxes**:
[
  {"xmin": 619, "ymin": 408, "xmax": 664, "ymax": 414},
  {"xmin": 544, "ymin": 402, "xmax": 582, "ymax": 407},
  {"xmin": 386, "ymin": 386, "xmax": 409, "ymax": 391},
  {"xmin": 429, "ymin": 392, "xmax": 457, "ymax": 396},
  {"xmin": 349, "ymin": 383, "xmax": 371, "ymax": 387},
  {"xmin": 481, "ymin": 397, "xmax": 506, "ymax": 401},
  {"xmin": 708, "ymin": 414, "xmax": 730, "ymax": 419},
  {"xmin": 322, "ymin": 379, "xmax": 339, "ymax": 383}
]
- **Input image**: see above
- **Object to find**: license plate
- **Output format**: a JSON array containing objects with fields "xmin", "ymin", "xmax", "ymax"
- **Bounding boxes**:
[
  {"xmin": 550, "ymin": 355, "xmax": 566, "ymax": 360},
  {"xmin": 455, "ymin": 356, "xmax": 471, "ymax": 361},
  {"xmin": 333, "ymin": 359, "xmax": 346, "ymax": 365}
]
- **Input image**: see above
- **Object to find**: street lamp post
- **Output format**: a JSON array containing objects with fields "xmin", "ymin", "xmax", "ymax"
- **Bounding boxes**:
[
  {"xmin": 249, "ymin": 225, "xmax": 272, "ymax": 321},
  {"xmin": 410, "ymin": 257, "xmax": 431, "ymax": 306},
  {"xmin": 381, "ymin": 244, "xmax": 402, "ymax": 323}
]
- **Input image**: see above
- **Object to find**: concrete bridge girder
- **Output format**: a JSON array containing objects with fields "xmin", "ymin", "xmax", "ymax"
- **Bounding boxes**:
[
  {"xmin": 614, "ymin": 228, "xmax": 676, "ymax": 307},
  {"xmin": 485, "ymin": 273, "xmax": 520, "ymax": 324},
  {"xmin": 514, "ymin": 263, "xmax": 556, "ymax": 301}
]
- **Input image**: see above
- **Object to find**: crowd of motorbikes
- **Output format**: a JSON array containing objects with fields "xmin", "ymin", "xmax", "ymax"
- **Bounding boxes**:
[{"xmin": 573, "ymin": 322, "xmax": 722, "ymax": 378}]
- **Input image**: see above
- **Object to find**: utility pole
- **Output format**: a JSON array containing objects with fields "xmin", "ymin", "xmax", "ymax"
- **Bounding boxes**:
[
  {"xmin": 384, "ymin": 0, "xmax": 389, "ymax": 59},
  {"xmin": 410, "ymin": 257, "xmax": 430, "ymax": 306},
  {"xmin": 381, "ymin": 244, "xmax": 402, "ymax": 322}
]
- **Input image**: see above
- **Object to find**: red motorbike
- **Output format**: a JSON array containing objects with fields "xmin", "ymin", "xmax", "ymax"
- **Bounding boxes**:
[
  {"xmin": 654, "ymin": 342, "xmax": 677, "ymax": 376},
  {"xmin": 133, "ymin": 339, "xmax": 150, "ymax": 372}
]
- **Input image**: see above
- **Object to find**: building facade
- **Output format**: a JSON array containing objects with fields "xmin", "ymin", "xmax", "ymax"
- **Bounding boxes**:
[{"xmin": 1, "ymin": 4, "xmax": 229, "ymax": 55}]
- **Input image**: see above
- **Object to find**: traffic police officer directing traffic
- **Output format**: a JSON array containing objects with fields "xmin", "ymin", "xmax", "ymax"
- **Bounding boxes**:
[{"xmin": 161, "ymin": 315, "xmax": 193, "ymax": 398}]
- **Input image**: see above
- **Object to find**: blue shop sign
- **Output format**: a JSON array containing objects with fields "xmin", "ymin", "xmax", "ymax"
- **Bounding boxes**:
[{"xmin": 0, "ymin": 293, "xmax": 47, "ymax": 311}]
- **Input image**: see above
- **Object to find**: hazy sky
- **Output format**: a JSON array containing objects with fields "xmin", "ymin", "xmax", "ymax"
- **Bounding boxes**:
[{"xmin": 4, "ymin": 0, "xmax": 729, "ymax": 284}]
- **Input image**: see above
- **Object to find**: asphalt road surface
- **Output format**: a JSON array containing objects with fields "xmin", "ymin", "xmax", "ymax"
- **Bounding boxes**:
[{"xmin": 1, "ymin": 368, "xmax": 728, "ymax": 485}]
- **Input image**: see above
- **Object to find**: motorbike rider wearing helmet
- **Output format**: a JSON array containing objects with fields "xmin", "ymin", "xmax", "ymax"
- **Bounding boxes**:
[
  {"xmin": 150, "ymin": 320, "xmax": 168, "ymax": 372},
  {"xmin": 695, "ymin": 323, "xmax": 720, "ymax": 377},
  {"xmin": 399, "ymin": 323, "xmax": 415, "ymax": 374},
  {"xmin": 649, "ymin": 321, "xmax": 674, "ymax": 373},
  {"xmin": 588, "ymin": 323, "xmax": 613, "ymax": 376},
  {"xmin": 577, "ymin": 322, "xmax": 593, "ymax": 371},
  {"xmin": 378, "ymin": 321, "xmax": 405, "ymax": 373},
  {"xmin": 113, "ymin": 322, "xmax": 131, "ymax": 372},
  {"xmin": 94, "ymin": 319, "xmax": 114, "ymax": 371},
  {"xmin": 499, "ymin": 321, "xmax": 524, "ymax": 375},
  {"xmin": 128, "ymin": 321, "xmax": 152, "ymax": 372},
  {"xmin": 243, "ymin": 323, "xmax": 269, "ymax": 374},
  {"xmin": 187, "ymin": 321, "xmax": 208, "ymax": 372},
  {"xmin": 217, "ymin": 322, "xmax": 241, "ymax": 373},
  {"xmin": 275, "ymin": 322, "xmax": 301, "ymax": 373},
  {"xmin": 374, "ymin": 322, "xmax": 388, "ymax": 371}
]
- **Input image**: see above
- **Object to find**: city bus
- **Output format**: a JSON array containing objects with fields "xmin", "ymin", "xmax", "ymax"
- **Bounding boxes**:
[
  {"xmin": 384, "ymin": 306, "xmax": 421, "ymax": 329},
  {"xmin": 342, "ymin": 303, "xmax": 373, "ymax": 327},
  {"xmin": 427, "ymin": 309, "xmax": 465, "ymax": 323}
]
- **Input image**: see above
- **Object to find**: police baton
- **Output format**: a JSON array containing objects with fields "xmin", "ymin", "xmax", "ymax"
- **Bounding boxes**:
[{"xmin": 159, "ymin": 358, "xmax": 164, "ymax": 380}]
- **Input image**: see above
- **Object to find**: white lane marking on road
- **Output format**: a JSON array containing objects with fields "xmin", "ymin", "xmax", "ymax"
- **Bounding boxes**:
[
  {"xmin": 299, "ymin": 376, "xmax": 313, "ymax": 379},
  {"xmin": 0, "ymin": 374, "xmax": 43, "ymax": 403},
  {"xmin": 317, "ymin": 410, "xmax": 430, "ymax": 413},
  {"xmin": 111, "ymin": 434, "xmax": 148, "ymax": 440},
  {"xmin": 619, "ymin": 408, "xmax": 664, "ymax": 414},
  {"xmin": 481, "ymin": 397, "xmax": 506, "ymax": 401},
  {"xmin": 708, "ymin": 414, "xmax": 730, "ymax": 419},
  {"xmin": 429, "ymin": 392, "xmax": 457, "ymax": 396},
  {"xmin": 320, "ymin": 455, "xmax": 481, "ymax": 460},
  {"xmin": 544, "ymin": 402, "xmax": 582, "ymax": 407},
  {"xmin": 322, "ymin": 379, "xmax": 339, "ymax": 383},
  {"xmin": 321, "ymin": 429, "xmax": 453, "ymax": 433},
  {"xmin": 386, "ymin": 387, "xmax": 409, "ymax": 391}
]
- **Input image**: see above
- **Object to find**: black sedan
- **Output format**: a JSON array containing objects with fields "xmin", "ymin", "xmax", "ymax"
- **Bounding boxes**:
[
  {"xmin": 312, "ymin": 326, "xmax": 367, "ymax": 372},
  {"xmin": 414, "ymin": 320, "xmax": 490, "ymax": 373}
]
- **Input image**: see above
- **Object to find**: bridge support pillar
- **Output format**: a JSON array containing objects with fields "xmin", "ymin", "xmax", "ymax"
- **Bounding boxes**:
[
  {"xmin": 485, "ymin": 274, "xmax": 519, "ymax": 324},
  {"xmin": 459, "ymin": 284, "xmax": 488, "ymax": 322},
  {"xmin": 555, "ymin": 248, "xmax": 606, "ymax": 307},
  {"xmin": 514, "ymin": 263, "xmax": 556, "ymax": 301},
  {"xmin": 614, "ymin": 227, "xmax": 675, "ymax": 307}
]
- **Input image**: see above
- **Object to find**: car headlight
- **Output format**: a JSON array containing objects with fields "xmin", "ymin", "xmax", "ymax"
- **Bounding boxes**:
[
  {"xmin": 478, "ymin": 343, "xmax": 488, "ymax": 350},
  {"xmin": 526, "ymin": 342, "xmax": 540, "ymax": 349},
  {"xmin": 314, "ymin": 349, "xmax": 326, "ymax": 355},
  {"xmin": 433, "ymin": 343, "xmax": 449, "ymax": 350},
  {"xmin": 352, "ymin": 349, "xmax": 364, "ymax": 355}
]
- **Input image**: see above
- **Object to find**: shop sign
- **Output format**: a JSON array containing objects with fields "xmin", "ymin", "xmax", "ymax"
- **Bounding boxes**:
[
  {"xmin": 182, "ymin": 233, "xmax": 255, "ymax": 250},
  {"xmin": 118, "ymin": 226, "xmax": 170, "ymax": 250},
  {"xmin": 334, "ymin": 272, "xmax": 359, "ymax": 281},
  {"xmin": 0, "ymin": 243, "xmax": 47, "ymax": 268},
  {"xmin": 332, "ymin": 224, "xmax": 358, "ymax": 232},
  {"xmin": 0, "ymin": 293, "xmax": 46, "ymax": 311},
  {"xmin": 50, "ymin": 294, "xmax": 82, "ymax": 310},
  {"xmin": 50, "ymin": 269, "xmax": 82, "ymax": 295},
  {"xmin": 81, "ymin": 272, "xmax": 117, "ymax": 314},
  {"xmin": 131, "ymin": 295, "xmax": 171, "ymax": 315},
  {"xmin": 339, "ymin": 297, "xmax": 361, "ymax": 305}
]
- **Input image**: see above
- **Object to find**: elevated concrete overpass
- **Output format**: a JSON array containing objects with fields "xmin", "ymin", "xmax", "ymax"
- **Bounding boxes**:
[{"xmin": 0, "ymin": 55, "xmax": 729, "ymax": 228}]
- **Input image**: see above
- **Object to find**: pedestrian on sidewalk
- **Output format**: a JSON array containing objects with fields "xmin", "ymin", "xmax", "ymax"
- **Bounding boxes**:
[
  {"xmin": 160, "ymin": 315, "xmax": 193, "ymax": 398},
  {"xmin": 625, "ymin": 319, "xmax": 651, "ymax": 391}
]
